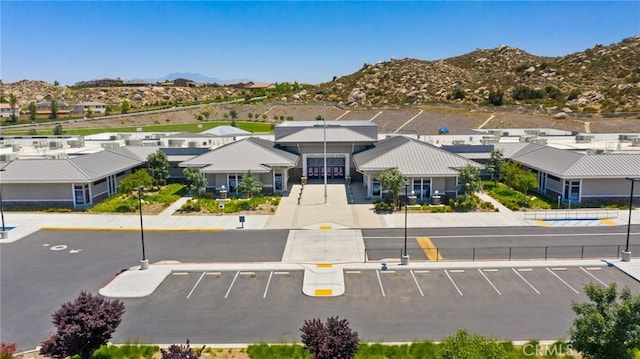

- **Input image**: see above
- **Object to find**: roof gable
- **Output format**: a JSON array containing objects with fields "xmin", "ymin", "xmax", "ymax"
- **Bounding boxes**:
[
  {"xmin": 353, "ymin": 136, "xmax": 479, "ymax": 176},
  {"xmin": 181, "ymin": 137, "xmax": 299, "ymax": 173}
]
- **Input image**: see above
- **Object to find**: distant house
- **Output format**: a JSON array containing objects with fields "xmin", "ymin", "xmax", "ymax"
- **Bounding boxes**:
[
  {"xmin": 173, "ymin": 78, "xmax": 196, "ymax": 87},
  {"xmin": 72, "ymin": 102, "xmax": 107, "ymax": 115},
  {"xmin": 247, "ymin": 82, "xmax": 274, "ymax": 90},
  {"xmin": 0, "ymin": 103, "xmax": 19, "ymax": 118},
  {"xmin": 123, "ymin": 79, "xmax": 151, "ymax": 87},
  {"xmin": 36, "ymin": 102, "xmax": 71, "ymax": 116},
  {"xmin": 75, "ymin": 78, "xmax": 123, "ymax": 87}
]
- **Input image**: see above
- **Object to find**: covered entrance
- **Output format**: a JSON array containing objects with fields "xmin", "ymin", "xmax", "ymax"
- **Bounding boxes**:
[{"xmin": 306, "ymin": 157, "xmax": 345, "ymax": 179}]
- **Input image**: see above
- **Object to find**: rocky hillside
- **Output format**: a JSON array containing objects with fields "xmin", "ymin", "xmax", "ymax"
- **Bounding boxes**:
[
  {"xmin": 2, "ymin": 35, "xmax": 639, "ymax": 116},
  {"xmin": 307, "ymin": 35, "xmax": 640, "ymax": 115}
]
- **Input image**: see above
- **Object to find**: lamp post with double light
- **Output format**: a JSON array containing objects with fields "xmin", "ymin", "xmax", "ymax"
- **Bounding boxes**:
[
  {"xmin": 135, "ymin": 186, "xmax": 149, "ymax": 270},
  {"xmin": 623, "ymin": 177, "xmax": 639, "ymax": 262}
]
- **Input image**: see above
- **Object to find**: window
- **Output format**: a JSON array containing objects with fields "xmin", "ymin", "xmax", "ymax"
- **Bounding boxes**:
[
  {"xmin": 275, "ymin": 173, "xmax": 283, "ymax": 191},
  {"xmin": 564, "ymin": 180, "xmax": 580, "ymax": 201}
]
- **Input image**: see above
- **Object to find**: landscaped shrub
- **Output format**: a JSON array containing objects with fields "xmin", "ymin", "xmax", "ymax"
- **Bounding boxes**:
[
  {"xmin": 301, "ymin": 316, "xmax": 359, "ymax": 359},
  {"xmin": 160, "ymin": 341, "xmax": 205, "ymax": 359},
  {"xmin": 1, "ymin": 343, "xmax": 17, "ymax": 359},
  {"xmin": 40, "ymin": 292, "xmax": 125, "ymax": 359},
  {"xmin": 92, "ymin": 343, "xmax": 159, "ymax": 359},
  {"xmin": 247, "ymin": 344, "xmax": 312, "ymax": 359}
]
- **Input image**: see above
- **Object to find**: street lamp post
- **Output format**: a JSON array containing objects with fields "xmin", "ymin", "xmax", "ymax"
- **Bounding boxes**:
[
  {"xmin": 136, "ymin": 186, "xmax": 149, "ymax": 270},
  {"xmin": 623, "ymin": 177, "xmax": 639, "ymax": 262},
  {"xmin": 401, "ymin": 181, "xmax": 410, "ymax": 265}
]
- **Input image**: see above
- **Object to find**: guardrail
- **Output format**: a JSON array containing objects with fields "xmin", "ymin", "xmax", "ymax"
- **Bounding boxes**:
[
  {"xmin": 364, "ymin": 244, "xmax": 639, "ymax": 262},
  {"xmin": 523, "ymin": 209, "xmax": 619, "ymax": 221}
]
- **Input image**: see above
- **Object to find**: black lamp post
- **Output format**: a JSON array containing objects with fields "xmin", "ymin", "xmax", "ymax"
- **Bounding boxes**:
[
  {"xmin": 402, "ymin": 181, "xmax": 410, "ymax": 265},
  {"xmin": 136, "ymin": 186, "xmax": 149, "ymax": 270},
  {"xmin": 623, "ymin": 177, "xmax": 639, "ymax": 262}
]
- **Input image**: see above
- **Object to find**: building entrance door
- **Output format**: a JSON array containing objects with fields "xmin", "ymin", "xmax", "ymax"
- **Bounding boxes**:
[{"xmin": 307, "ymin": 157, "xmax": 345, "ymax": 179}]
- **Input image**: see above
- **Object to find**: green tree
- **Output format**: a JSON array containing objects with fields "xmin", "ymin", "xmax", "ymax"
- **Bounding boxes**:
[
  {"xmin": 183, "ymin": 167, "xmax": 207, "ymax": 199},
  {"xmin": 378, "ymin": 167, "xmax": 405, "ymax": 209},
  {"xmin": 486, "ymin": 148, "xmax": 505, "ymax": 183},
  {"xmin": 502, "ymin": 162, "xmax": 538, "ymax": 194},
  {"xmin": 50, "ymin": 100, "xmax": 58, "ymax": 119},
  {"xmin": 487, "ymin": 89, "xmax": 504, "ymax": 106},
  {"xmin": 118, "ymin": 169, "xmax": 154, "ymax": 194},
  {"xmin": 229, "ymin": 109, "xmax": 238, "ymax": 119},
  {"xmin": 570, "ymin": 283, "xmax": 640, "ymax": 359},
  {"xmin": 448, "ymin": 87, "xmax": 465, "ymax": 100},
  {"xmin": 457, "ymin": 164, "xmax": 482, "ymax": 197},
  {"xmin": 237, "ymin": 170, "xmax": 263, "ymax": 209},
  {"xmin": 53, "ymin": 123, "xmax": 64, "ymax": 135},
  {"xmin": 121, "ymin": 100, "xmax": 130, "ymax": 114},
  {"xmin": 315, "ymin": 115, "xmax": 324, "ymax": 121},
  {"xmin": 53, "ymin": 80, "xmax": 59, "ymax": 86},
  {"xmin": 28, "ymin": 101, "xmax": 37, "ymax": 122},
  {"xmin": 8, "ymin": 94, "xmax": 18, "ymax": 122},
  {"xmin": 146, "ymin": 150, "xmax": 170, "ymax": 187},
  {"xmin": 512, "ymin": 85, "xmax": 543, "ymax": 101}
]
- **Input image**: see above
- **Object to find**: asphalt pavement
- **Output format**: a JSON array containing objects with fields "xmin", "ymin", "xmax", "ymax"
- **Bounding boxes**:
[{"xmin": 2, "ymin": 184, "xmax": 640, "ymax": 350}]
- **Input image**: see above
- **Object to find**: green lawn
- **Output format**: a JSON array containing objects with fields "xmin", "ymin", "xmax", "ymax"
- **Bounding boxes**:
[
  {"xmin": 87, "ymin": 184, "xmax": 185, "ymax": 213},
  {"xmin": 3, "ymin": 121, "xmax": 274, "ymax": 136}
]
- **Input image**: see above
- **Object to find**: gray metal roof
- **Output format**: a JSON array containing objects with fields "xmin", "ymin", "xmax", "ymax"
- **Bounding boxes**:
[
  {"xmin": 510, "ymin": 144, "xmax": 584, "ymax": 176},
  {"xmin": 165, "ymin": 132, "xmax": 214, "ymax": 138},
  {"xmin": 0, "ymin": 150, "xmax": 144, "ymax": 183},
  {"xmin": 509, "ymin": 144, "xmax": 640, "ymax": 178},
  {"xmin": 276, "ymin": 127, "xmax": 377, "ymax": 143},
  {"xmin": 276, "ymin": 120, "xmax": 375, "ymax": 127},
  {"xmin": 353, "ymin": 136, "xmax": 480, "ymax": 176},
  {"xmin": 180, "ymin": 137, "xmax": 299, "ymax": 173},
  {"xmin": 201, "ymin": 126, "xmax": 252, "ymax": 137}
]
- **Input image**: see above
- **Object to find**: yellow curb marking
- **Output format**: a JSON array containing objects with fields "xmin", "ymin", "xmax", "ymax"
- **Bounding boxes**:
[
  {"xmin": 416, "ymin": 237, "xmax": 443, "ymax": 261},
  {"xmin": 316, "ymin": 263, "xmax": 333, "ymax": 268},
  {"xmin": 600, "ymin": 219, "xmax": 616, "ymax": 226},
  {"xmin": 535, "ymin": 220, "xmax": 550, "ymax": 227},
  {"xmin": 41, "ymin": 227, "xmax": 224, "ymax": 232},
  {"xmin": 319, "ymin": 225, "xmax": 332, "ymax": 230},
  {"xmin": 314, "ymin": 289, "xmax": 333, "ymax": 296}
]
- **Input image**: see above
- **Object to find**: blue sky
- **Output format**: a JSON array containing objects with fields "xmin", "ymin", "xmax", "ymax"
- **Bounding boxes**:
[{"xmin": 1, "ymin": 1, "xmax": 639, "ymax": 85}]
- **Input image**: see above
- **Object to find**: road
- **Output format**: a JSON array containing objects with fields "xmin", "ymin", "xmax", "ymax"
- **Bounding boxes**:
[{"xmin": 1, "ymin": 225, "xmax": 639, "ymax": 350}]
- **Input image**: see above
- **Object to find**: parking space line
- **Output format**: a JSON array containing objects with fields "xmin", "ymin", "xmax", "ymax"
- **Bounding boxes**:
[
  {"xmin": 580, "ymin": 267, "xmax": 607, "ymax": 286},
  {"xmin": 414, "ymin": 270, "xmax": 430, "ymax": 274},
  {"xmin": 483, "ymin": 269, "xmax": 499, "ymax": 272},
  {"xmin": 512, "ymin": 268, "xmax": 540, "ymax": 294},
  {"xmin": 410, "ymin": 270, "xmax": 424, "ymax": 296},
  {"xmin": 546, "ymin": 268, "xmax": 579, "ymax": 294},
  {"xmin": 376, "ymin": 270, "xmax": 386, "ymax": 297},
  {"xmin": 345, "ymin": 270, "xmax": 361, "ymax": 274},
  {"xmin": 449, "ymin": 269, "xmax": 465, "ymax": 273},
  {"xmin": 224, "ymin": 271, "xmax": 240, "ymax": 299},
  {"xmin": 206, "ymin": 272, "xmax": 221, "ymax": 277},
  {"xmin": 585, "ymin": 267, "xmax": 601, "ymax": 270},
  {"xmin": 263, "ymin": 271, "xmax": 273, "ymax": 298},
  {"xmin": 186, "ymin": 272, "xmax": 206, "ymax": 299},
  {"xmin": 380, "ymin": 270, "xmax": 396, "ymax": 274},
  {"xmin": 478, "ymin": 269, "xmax": 502, "ymax": 295},
  {"xmin": 444, "ymin": 270, "xmax": 463, "ymax": 296},
  {"xmin": 551, "ymin": 267, "xmax": 567, "ymax": 271},
  {"xmin": 173, "ymin": 272, "xmax": 189, "ymax": 276},
  {"xmin": 274, "ymin": 271, "xmax": 290, "ymax": 275}
]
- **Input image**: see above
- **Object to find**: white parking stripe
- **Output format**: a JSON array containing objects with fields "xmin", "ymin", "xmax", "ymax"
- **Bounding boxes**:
[
  {"xmin": 546, "ymin": 268, "xmax": 579, "ymax": 294},
  {"xmin": 224, "ymin": 271, "xmax": 240, "ymax": 299},
  {"xmin": 173, "ymin": 272, "xmax": 189, "ymax": 276},
  {"xmin": 449, "ymin": 269, "xmax": 465, "ymax": 273},
  {"xmin": 186, "ymin": 272, "xmax": 205, "ymax": 299},
  {"xmin": 580, "ymin": 267, "xmax": 607, "ymax": 286},
  {"xmin": 444, "ymin": 270, "xmax": 463, "ymax": 296},
  {"xmin": 585, "ymin": 267, "xmax": 602, "ymax": 270},
  {"xmin": 263, "ymin": 271, "xmax": 273, "ymax": 298},
  {"xmin": 512, "ymin": 268, "xmax": 540, "ymax": 294},
  {"xmin": 345, "ymin": 270, "xmax": 361, "ymax": 274},
  {"xmin": 410, "ymin": 270, "xmax": 424, "ymax": 296},
  {"xmin": 376, "ymin": 270, "xmax": 386, "ymax": 297},
  {"xmin": 478, "ymin": 269, "xmax": 502, "ymax": 295}
]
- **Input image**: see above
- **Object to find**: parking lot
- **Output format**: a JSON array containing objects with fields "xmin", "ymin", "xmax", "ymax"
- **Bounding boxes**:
[{"xmin": 114, "ymin": 265, "xmax": 639, "ymax": 344}]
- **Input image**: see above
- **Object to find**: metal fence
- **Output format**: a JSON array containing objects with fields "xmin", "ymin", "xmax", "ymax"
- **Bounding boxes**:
[
  {"xmin": 523, "ymin": 209, "xmax": 619, "ymax": 221},
  {"xmin": 365, "ymin": 244, "xmax": 640, "ymax": 262}
]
